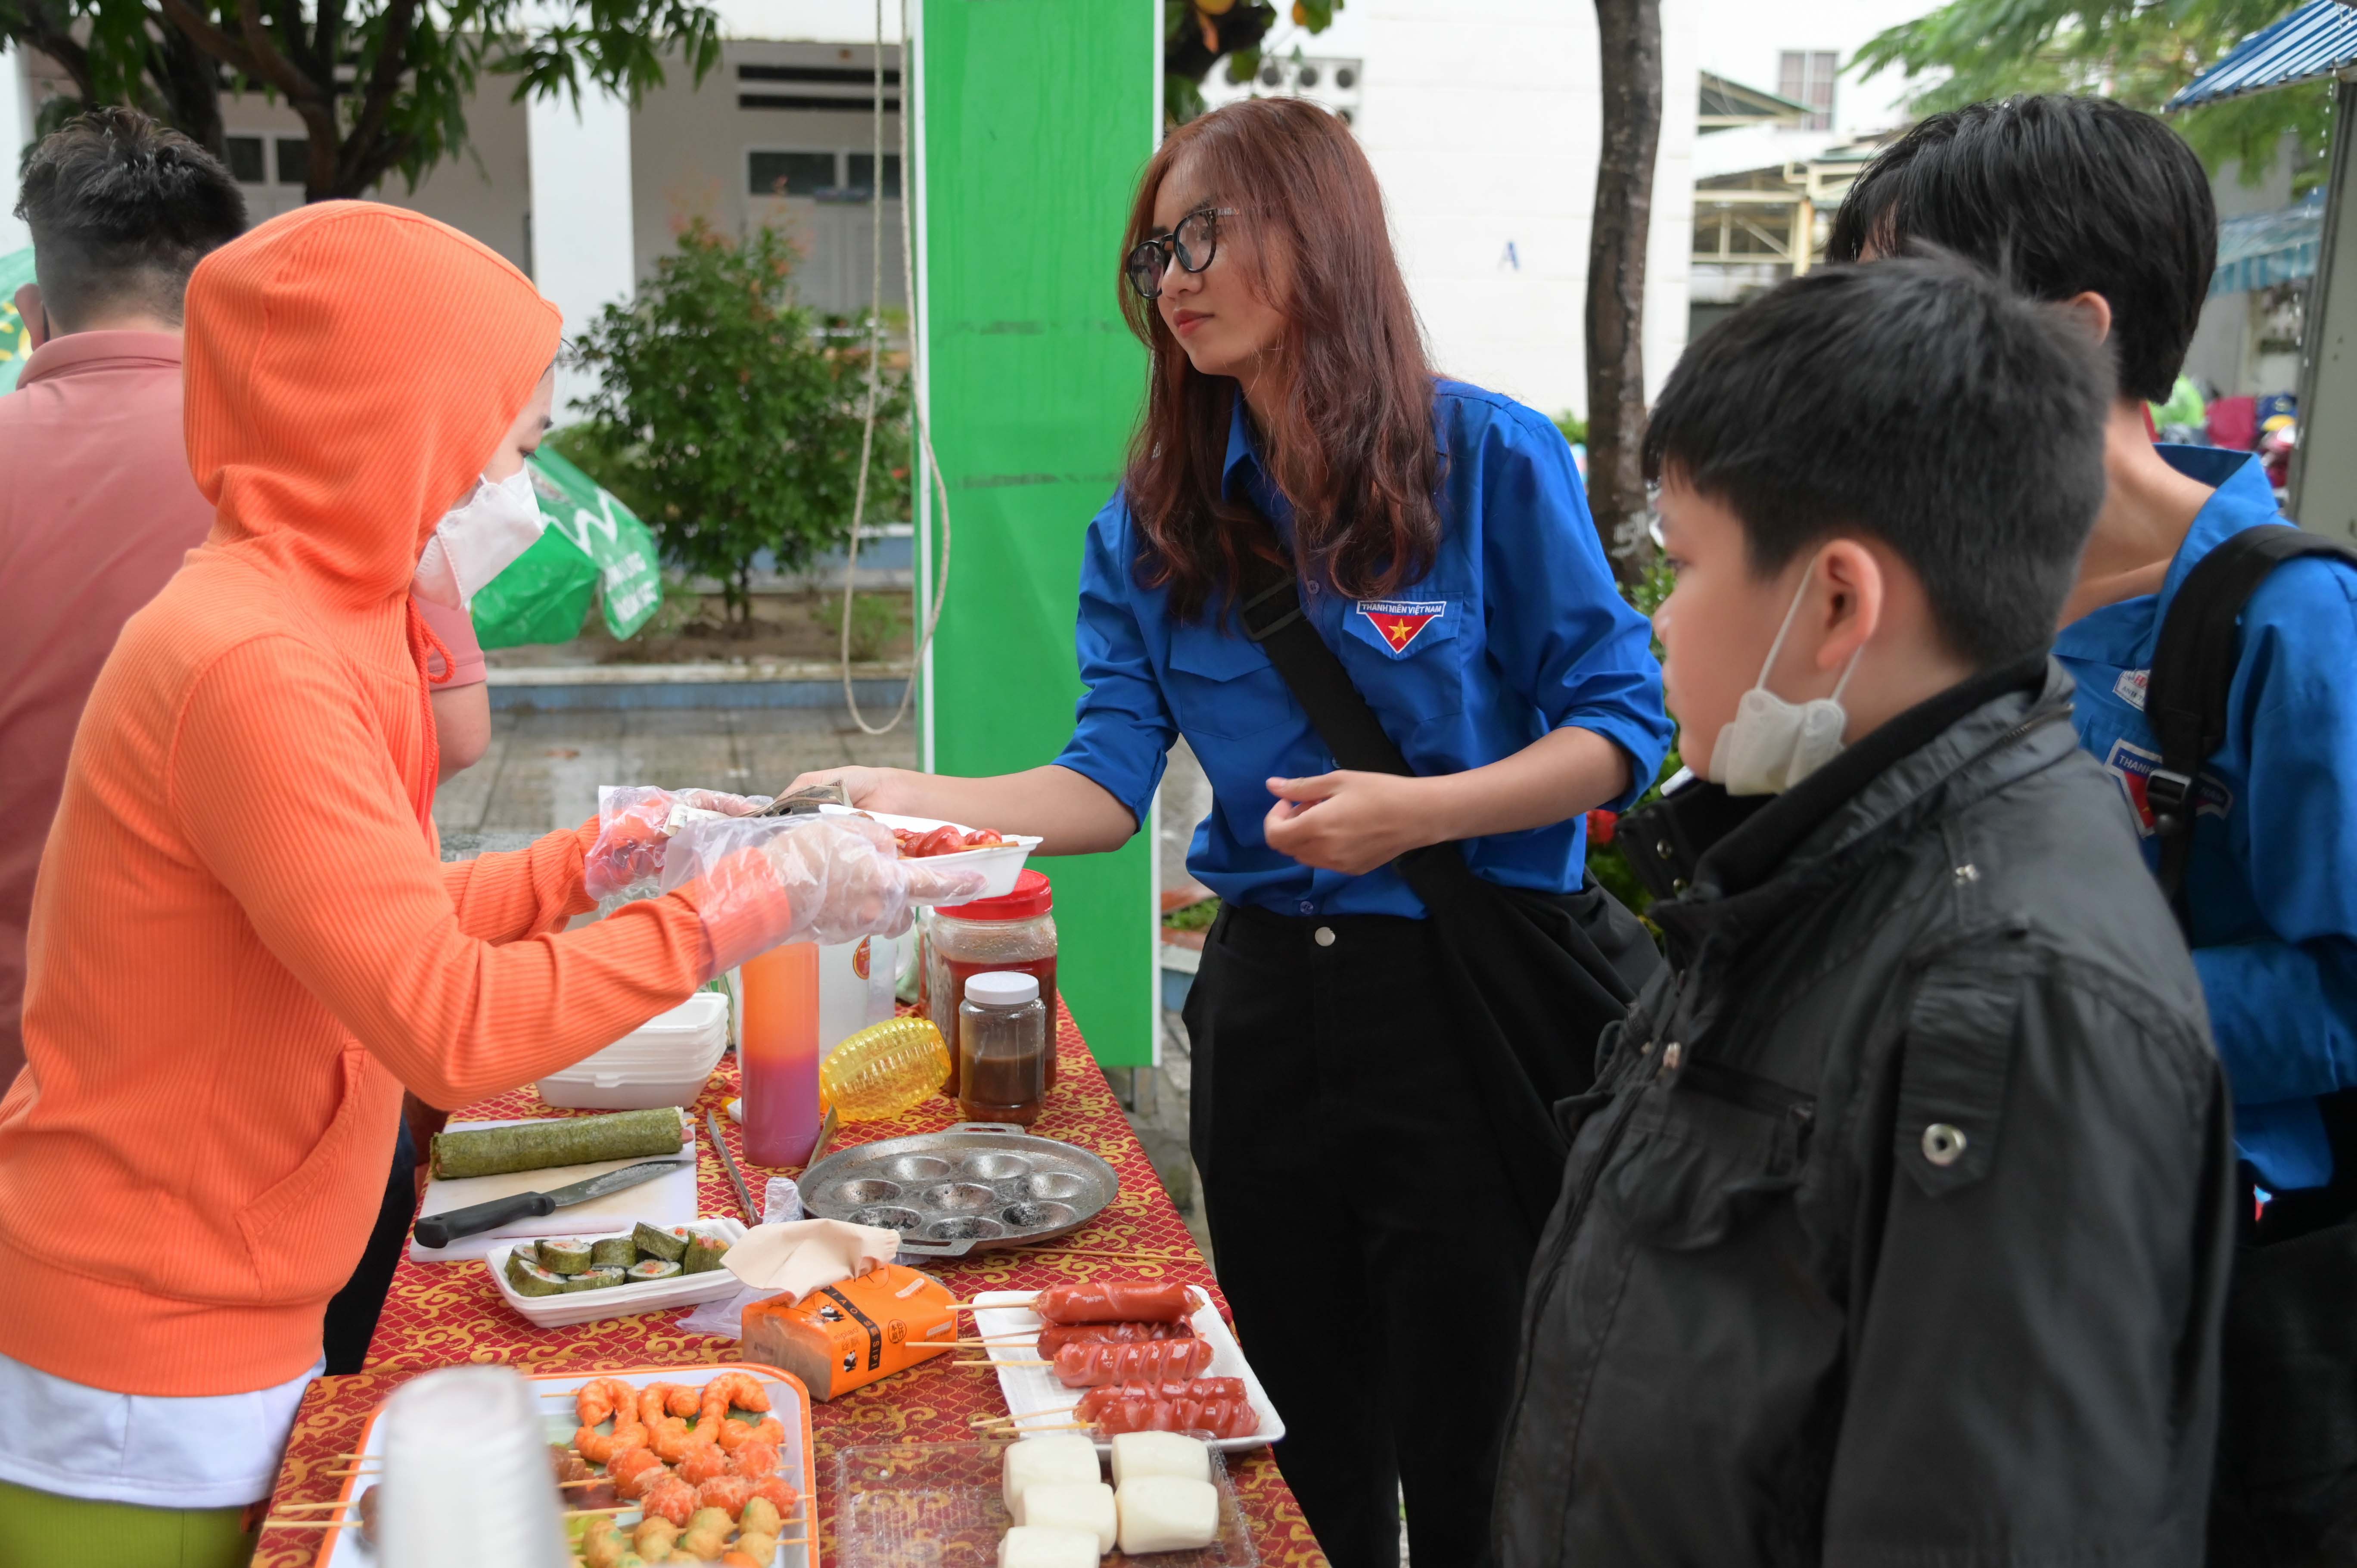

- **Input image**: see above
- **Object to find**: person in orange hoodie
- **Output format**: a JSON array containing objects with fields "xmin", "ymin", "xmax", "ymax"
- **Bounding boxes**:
[{"xmin": 0, "ymin": 202, "xmax": 972, "ymax": 1565}]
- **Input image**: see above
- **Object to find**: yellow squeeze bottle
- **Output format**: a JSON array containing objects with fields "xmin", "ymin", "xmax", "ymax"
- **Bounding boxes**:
[{"xmin": 820, "ymin": 1016, "xmax": 952, "ymax": 1121}]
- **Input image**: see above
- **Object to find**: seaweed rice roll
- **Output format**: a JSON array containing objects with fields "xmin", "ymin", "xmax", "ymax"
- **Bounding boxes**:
[
  {"xmin": 589, "ymin": 1235, "xmax": 637, "ymax": 1269},
  {"xmin": 506, "ymin": 1254, "xmax": 570, "ymax": 1298},
  {"xmin": 571, "ymin": 1266, "xmax": 628, "ymax": 1291},
  {"xmin": 632, "ymin": 1222, "xmax": 691, "ymax": 1262},
  {"xmin": 681, "ymin": 1233, "xmax": 731, "ymax": 1274},
  {"xmin": 538, "ymin": 1238, "xmax": 594, "ymax": 1274},
  {"xmin": 626, "ymin": 1258, "xmax": 683, "ymax": 1283}
]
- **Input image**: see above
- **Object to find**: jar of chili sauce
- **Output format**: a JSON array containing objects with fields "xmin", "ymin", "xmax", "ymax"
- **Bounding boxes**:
[{"xmin": 924, "ymin": 869, "xmax": 1057, "ymax": 1100}]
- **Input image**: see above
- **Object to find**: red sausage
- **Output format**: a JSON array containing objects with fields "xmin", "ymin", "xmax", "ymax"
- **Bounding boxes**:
[
  {"xmin": 1052, "ymin": 1336, "xmax": 1216, "ymax": 1388},
  {"xmin": 1035, "ymin": 1321, "xmax": 1194, "ymax": 1357},
  {"xmin": 1074, "ymin": 1379, "xmax": 1246, "ymax": 1420},
  {"xmin": 1032, "ymin": 1281, "xmax": 1195, "ymax": 1326},
  {"xmin": 1093, "ymin": 1392, "xmax": 1260, "ymax": 1439}
]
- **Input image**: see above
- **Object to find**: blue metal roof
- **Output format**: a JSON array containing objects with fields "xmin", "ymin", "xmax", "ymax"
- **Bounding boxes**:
[
  {"xmin": 2168, "ymin": 0, "xmax": 2357, "ymax": 109},
  {"xmin": 2213, "ymin": 192, "xmax": 2326, "ymax": 293}
]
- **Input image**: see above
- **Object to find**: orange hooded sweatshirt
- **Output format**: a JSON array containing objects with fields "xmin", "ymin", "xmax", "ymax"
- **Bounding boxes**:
[{"xmin": 0, "ymin": 205, "xmax": 739, "ymax": 1397}]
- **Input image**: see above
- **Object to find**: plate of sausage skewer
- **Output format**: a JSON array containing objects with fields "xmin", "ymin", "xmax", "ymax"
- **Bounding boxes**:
[{"xmin": 957, "ymin": 1280, "xmax": 1283, "ymax": 1454}]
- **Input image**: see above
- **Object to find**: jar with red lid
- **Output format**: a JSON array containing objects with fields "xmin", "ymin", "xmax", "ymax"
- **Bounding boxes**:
[{"xmin": 924, "ymin": 869, "xmax": 1057, "ymax": 1099}]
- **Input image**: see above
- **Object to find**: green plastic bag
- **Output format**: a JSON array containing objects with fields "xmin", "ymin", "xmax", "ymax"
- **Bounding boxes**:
[
  {"xmin": 470, "ymin": 446, "xmax": 665, "ymax": 648},
  {"xmin": 0, "ymin": 248, "xmax": 39, "ymax": 393}
]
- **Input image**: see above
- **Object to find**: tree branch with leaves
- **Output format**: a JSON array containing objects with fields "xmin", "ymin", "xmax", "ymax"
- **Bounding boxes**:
[{"xmin": 1, "ymin": 0, "xmax": 723, "ymax": 201}]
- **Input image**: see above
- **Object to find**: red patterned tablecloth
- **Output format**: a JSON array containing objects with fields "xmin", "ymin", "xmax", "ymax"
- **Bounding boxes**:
[{"xmin": 255, "ymin": 1011, "xmax": 1326, "ymax": 1567}]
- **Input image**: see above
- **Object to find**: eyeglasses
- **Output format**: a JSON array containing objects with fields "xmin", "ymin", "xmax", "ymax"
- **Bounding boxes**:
[{"xmin": 1125, "ymin": 208, "xmax": 1237, "ymax": 300}]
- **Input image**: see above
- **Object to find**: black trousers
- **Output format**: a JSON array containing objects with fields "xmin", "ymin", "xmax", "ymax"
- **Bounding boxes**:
[
  {"xmin": 321, "ymin": 1120, "xmax": 415, "ymax": 1375},
  {"xmin": 1185, "ymin": 902, "xmax": 1538, "ymax": 1568}
]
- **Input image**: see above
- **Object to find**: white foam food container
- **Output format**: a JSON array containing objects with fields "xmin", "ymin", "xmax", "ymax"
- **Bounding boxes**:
[
  {"xmin": 486, "ymin": 1217, "xmax": 749, "ymax": 1329},
  {"xmin": 970, "ymin": 1289, "xmax": 1284, "ymax": 1455},
  {"xmin": 813, "ymin": 806, "xmax": 1042, "ymax": 900},
  {"xmin": 536, "ymin": 991, "xmax": 730, "ymax": 1110}
]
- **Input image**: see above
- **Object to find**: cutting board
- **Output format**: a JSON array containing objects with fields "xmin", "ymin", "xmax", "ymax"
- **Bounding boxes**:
[{"xmin": 406, "ymin": 1116, "xmax": 700, "ymax": 1262}]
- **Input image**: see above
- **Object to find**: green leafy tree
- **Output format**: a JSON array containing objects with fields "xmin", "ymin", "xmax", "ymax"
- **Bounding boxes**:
[
  {"xmin": 0, "ymin": 0, "xmax": 720, "ymax": 200},
  {"xmin": 1853, "ymin": 0, "xmax": 2330, "ymax": 186},
  {"xmin": 567, "ymin": 220, "xmax": 907, "ymax": 624},
  {"xmin": 1163, "ymin": 0, "xmax": 1343, "ymax": 126}
]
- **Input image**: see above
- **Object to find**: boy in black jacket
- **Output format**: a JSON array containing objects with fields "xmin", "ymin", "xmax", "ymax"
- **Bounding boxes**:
[{"xmin": 1492, "ymin": 254, "xmax": 2234, "ymax": 1566}]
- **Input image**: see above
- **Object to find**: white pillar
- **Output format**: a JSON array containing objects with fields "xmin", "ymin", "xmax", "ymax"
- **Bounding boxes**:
[
  {"xmin": 0, "ymin": 47, "xmax": 34, "ymax": 254},
  {"xmin": 526, "ymin": 86, "xmax": 635, "ymax": 418}
]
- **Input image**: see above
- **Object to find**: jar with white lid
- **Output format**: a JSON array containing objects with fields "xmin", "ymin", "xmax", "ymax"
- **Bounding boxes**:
[
  {"xmin": 956, "ymin": 970, "xmax": 1047, "ymax": 1127},
  {"xmin": 924, "ymin": 868, "xmax": 1057, "ymax": 1099}
]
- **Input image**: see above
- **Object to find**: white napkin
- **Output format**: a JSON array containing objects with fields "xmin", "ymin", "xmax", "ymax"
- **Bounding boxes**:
[{"xmin": 722, "ymin": 1218, "xmax": 900, "ymax": 1302}]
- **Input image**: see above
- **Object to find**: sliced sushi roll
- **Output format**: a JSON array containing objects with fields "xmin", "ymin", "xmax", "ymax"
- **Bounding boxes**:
[
  {"xmin": 589, "ymin": 1235, "xmax": 637, "ymax": 1269},
  {"xmin": 505, "ymin": 1253, "xmax": 570, "ymax": 1298},
  {"xmin": 570, "ymin": 1266, "xmax": 628, "ymax": 1291},
  {"xmin": 626, "ymin": 1258, "xmax": 684, "ymax": 1284},
  {"xmin": 632, "ymin": 1222, "xmax": 691, "ymax": 1262},
  {"xmin": 681, "ymin": 1233, "xmax": 731, "ymax": 1274},
  {"xmin": 538, "ymin": 1237, "xmax": 595, "ymax": 1274}
]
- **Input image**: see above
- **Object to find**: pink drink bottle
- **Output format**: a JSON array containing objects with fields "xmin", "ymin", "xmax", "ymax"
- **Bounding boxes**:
[{"xmin": 739, "ymin": 941, "xmax": 823, "ymax": 1167}]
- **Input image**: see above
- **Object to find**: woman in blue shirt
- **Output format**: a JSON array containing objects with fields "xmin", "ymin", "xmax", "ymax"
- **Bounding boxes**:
[{"xmin": 792, "ymin": 98, "xmax": 1668, "ymax": 1567}]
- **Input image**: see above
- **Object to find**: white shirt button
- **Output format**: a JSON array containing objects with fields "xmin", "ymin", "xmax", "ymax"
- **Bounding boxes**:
[{"xmin": 1313, "ymin": 926, "xmax": 1336, "ymax": 947}]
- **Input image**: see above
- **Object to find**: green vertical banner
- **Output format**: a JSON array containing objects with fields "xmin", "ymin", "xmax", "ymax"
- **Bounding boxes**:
[{"xmin": 914, "ymin": 0, "xmax": 1159, "ymax": 1067}]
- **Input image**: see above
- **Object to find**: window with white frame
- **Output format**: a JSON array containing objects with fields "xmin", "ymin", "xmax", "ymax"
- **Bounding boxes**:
[
  {"xmin": 747, "ymin": 150, "xmax": 901, "ymax": 201},
  {"xmin": 1776, "ymin": 52, "xmax": 1838, "ymax": 131}
]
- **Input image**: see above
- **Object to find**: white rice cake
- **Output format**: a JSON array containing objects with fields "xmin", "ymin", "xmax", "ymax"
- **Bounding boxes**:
[
  {"xmin": 1110, "ymin": 1431, "xmax": 1212, "ymax": 1488},
  {"xmin": 998, "ymin": 1525, "xmax": 1101, "ymax": 1568},
  {"xmin": 1116, "ymin": 1475, "xmax": 1220, "ymax": 1555},
  {"xmin": 1002, "ymin": 1434, "xmax": 1101, "ymax": 1517},
  {"xmin": 1016, "ymin": 1480, "xmax": 1116, "ymax": 1553}
]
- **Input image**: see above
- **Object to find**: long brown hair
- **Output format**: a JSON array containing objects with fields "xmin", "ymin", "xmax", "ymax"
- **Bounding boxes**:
[{"xmin": 1119, "ymin": 98, "xmax": 1441, "ymax": 623}]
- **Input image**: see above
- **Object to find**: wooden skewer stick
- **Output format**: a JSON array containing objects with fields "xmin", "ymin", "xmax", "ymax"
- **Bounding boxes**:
[{"xmin": 954, "ymin": 1357, "xmax": 1051, "ymax": 1367}]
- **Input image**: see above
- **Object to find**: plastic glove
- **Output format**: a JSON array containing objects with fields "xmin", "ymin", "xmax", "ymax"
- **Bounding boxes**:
[
  {"xmin": 662, "ymin": 813, "xmax": 988, "ymax": 979},
  {"xmin": 582, "ymin": 785, "xmax": 773, "ymax": 899}
]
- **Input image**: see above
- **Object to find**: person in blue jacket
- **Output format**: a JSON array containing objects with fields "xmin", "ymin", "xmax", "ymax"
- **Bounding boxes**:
[
  {"xmin": 792, "ymin": 98, "xmax": 1668, "ymax": 1567},
  {"xmin": 1832, "ymin": 97, "xmax": 2357, "ymax": 1229}
]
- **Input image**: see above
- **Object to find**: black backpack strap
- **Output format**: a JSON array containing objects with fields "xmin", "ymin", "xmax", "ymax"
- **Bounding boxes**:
[
  {"xmin": 1235, "ymin": 548, "xmax": 1416, "ymax": 778},
  {"xmin": 2144, "ymin": 525, "xmax": 2357, "ymax": 922}
]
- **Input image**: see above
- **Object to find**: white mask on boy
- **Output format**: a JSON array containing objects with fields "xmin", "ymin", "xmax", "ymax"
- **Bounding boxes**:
[
  {"xmin": 412, "ymin": 466, "xmax": 545, "ymax": 612},
  {"xmin": 1707, "ymin": 564, "xmax": 1864, "ymax": 797}
]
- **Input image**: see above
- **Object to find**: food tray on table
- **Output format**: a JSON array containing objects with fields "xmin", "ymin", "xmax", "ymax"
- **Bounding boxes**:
[
  {"xmin": 313, "ymin": 1362, "xmax": 818, "ymax": 1568},
  {"xmin": 831, "ymin": 1441, "xmax": 1258, "ymax": 1568},
  {"xmin": 814, "ymin": 806, "xmax": 1042, "ymax": 900},
  {"xmin": 799, "ymin": 1124, "xmax": 1118, "ymax": 1258},
  {"xmin": 970, "ymin": 1290, "xmax": 1284, "ymax": 1456},
  {"xmin": 487, "ymin": 1218, "xmax": 749, "ymax": 1329}
]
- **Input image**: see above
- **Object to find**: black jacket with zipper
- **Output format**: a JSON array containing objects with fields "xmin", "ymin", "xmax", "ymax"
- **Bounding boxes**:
[{"xmin": 1493, "ymin": 656, "xmax": 2237, "ymax": 1568}]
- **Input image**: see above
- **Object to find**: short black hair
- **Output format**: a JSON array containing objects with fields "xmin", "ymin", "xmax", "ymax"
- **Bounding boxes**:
[
  {"xmin": 13, "ymin": 108, "xmax": 247, "ymax": 331},
  {"xmin": 1644, "ymin": 254, "xmax": 2109, "ymax": 668},
  {"xmin": 1826, "ymin": 95, "xmax": 2213, "ymax": 404}
]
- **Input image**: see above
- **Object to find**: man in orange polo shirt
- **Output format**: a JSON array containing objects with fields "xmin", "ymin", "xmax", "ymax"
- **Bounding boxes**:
[{"xmin": 0, "ymin": 110, "xmax": 246, "ymax": 1090}]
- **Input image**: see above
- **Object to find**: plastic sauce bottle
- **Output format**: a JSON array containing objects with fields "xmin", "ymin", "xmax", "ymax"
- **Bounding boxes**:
[
  {"xmin": 821, "ymin": 1015, "xmax": 951, "ymax": 1121},
  {"xmin": 740, "ymin": 941, "xmax": 822, "ymax": 1166},
  {"xmin": 956, "ymin": 971, "xmax": 1048, "ymax": 1127}
]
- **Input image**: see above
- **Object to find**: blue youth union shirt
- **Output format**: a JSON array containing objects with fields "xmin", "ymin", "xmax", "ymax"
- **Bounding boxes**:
[
  {"xmin": 1051, "ymin": 380, "xmax": 1671, "ymax": 921},
  {"xmin": 2055, "ymin": 446, "xmax": 2357, "ymax": 1191}
]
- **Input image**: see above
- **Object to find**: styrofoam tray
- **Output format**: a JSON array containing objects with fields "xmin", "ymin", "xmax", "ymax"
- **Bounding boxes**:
[
  {"xmin": 831, "ymin": 1440, "xmax": 1257, "ymax": 1568},
  {"xmin": 314, "ymin": 1361, "xmax": 817, "ymax": 1568},
  {"xmin": 487, "ymin": 1218, "xmax": 749, "ymax": 1329},
  {"xmin": 970, "ymin": 1289, "xmax": 1283, "ymax": 1454},
  {"xmin": 814, "ymin": 806, "xmax": 1041, "ymax": 900}
]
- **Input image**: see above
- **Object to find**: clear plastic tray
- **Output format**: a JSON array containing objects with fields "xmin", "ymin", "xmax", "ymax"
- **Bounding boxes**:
[{"xmin": 831, "ymin": 1441, "xmax": 1257, "ymax": 1568}]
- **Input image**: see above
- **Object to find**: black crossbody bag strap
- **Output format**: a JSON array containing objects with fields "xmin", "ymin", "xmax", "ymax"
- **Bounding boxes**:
[
  {"xmin": 2146, "ymin": 525, "xmax": 2357, "ymax": 926},
  {"xmin": 1226, "ymin": 534, "xmax": 1659, "ymax": 1229}
]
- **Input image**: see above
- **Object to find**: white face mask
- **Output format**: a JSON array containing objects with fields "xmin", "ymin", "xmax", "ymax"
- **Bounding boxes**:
[
  {"xmin": 412, "ymin": 466, "xmax": 545, "ymax": 612},
  {"xmin": 1706, "ymin": 564, "xmax": 1864, "ymax": 796}
]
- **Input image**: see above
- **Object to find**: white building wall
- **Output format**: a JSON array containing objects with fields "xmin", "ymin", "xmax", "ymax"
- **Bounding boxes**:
[
  {"xmin": 0, "ymin": 47, "xmax": 30, "ymax": 254},
  {"xmin": 1211, "ymin": 0, "xmax": 1697, "ymax": 420}
]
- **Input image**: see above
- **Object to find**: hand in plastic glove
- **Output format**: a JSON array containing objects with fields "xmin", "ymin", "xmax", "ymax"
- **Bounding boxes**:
[
  {"xmin": 663, "ymin": 813, "xmax": 988, "ymax": 979},
  {"xmin": 582, "ymin": 785, "xmax": 772, "ymax": 899}
]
